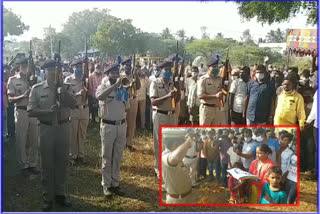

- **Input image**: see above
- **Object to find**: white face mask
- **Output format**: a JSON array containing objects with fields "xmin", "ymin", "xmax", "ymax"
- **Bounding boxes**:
[
  {"xmin": 256, "ymin": 136, "xmax": 263, "ymax": 142},
  {"xmin": 191, "ymin": 72, "xmax": 197, "ymax": 77},
  {"xmin": 95, "ymin": 69, "xmax": 101, "ymax": 73},
  {"xmin": 255, "ymin": 73, "xmax": 264, "ymax": 81},
  {"xmin": 244, "ymin": 137, "xmax": 251, "ymax": 142},
  {"xmin": 231, "ymin": 76, "xmax": 237, "ymax": 81}
]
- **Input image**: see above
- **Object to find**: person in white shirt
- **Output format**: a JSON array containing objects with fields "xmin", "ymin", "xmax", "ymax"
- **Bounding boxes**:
[
  {"xmin": 282, "ymin": 145, "xmax": 297, "ymax": 204},
  {"xmin": 305, "ymin": 90, "xmax": 318, "ymax": 173},
  {"xmin": 227, "ymin": 137, "xmax": 241, "ymax": 168},
  {"xmin": 279, "ymin": 133, "xmax": 294, "ymax": 176},
  {"xmin": 228, "ymin": 66, "xmax": 250, "ymax": 125},
  {"xmin": 185, "ymin": 66, "xmax": 200, "ymax": 125},
  {"xmin": 198, "ymin": 63, "xmax": 206, "ymax": 76}
]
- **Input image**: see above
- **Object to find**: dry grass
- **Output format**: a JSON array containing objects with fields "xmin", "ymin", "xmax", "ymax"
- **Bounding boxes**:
[{"xmin": 2, "ymin": 125, "xmax": 318, "ymax": 212}]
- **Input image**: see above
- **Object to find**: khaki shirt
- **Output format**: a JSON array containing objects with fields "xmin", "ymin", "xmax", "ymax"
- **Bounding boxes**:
[
  {"xmin": 162, "ymin": 150, "xmax": 192, "ymax": 194},
  {"xmin": 65, "ymin": 75, "xmax": 89, "ymax": 119},
  {"xmin": 7, "ymin": 74, "xmax": 29, "ymax": 107},
  {"xmin": 27, "ymin": 81, "xmax": 74, "ymax": 122},
  {"xmin": 197, "ymin": 73, "xmax": 222, "ymax": 105},
  {"xmin": 96, "ymin": 77, "xmax": 129, "ymax": 121},
  {"xmin": 149, "ymin": 78, "xmax": 174, "ymax": 111}
]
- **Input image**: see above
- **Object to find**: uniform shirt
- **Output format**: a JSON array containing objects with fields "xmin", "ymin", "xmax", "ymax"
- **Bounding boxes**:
[
  {"xmin": 246, "ymin": 80, "xmax": 276, "ymax": 123},
  {"xmin": 280, "ymin": 147, "xmax": 294, "ymax": 175},
  {"xmin": 149, "ymin": 78, "xmax": 174, "ymax": 111},
  {"xmin": 258, "ymin": 183, "xmax": 287, "ymax": 204},
  {"xmin": 65, "ymin": 75, "xmax": 89, "ymax": 120},
  {"xmin": 7, "ymin": 73, "xmax": 29, "ymax": 107},
  {"xmin": 229, "ymin": 78, "xmax": 247, "ymax": 113},
  {"xmin": 28, "ymin": 80, "xmax": 74, "ymax": 122},
  {"xmin": 286, "ymin": 154, "xmax": 297, "ymax": 183},
  {"xmin": 306, "ymin": 90, "xmax": 318, "ymax": 128},
  {"xmin": 96, "ymin": 77, "xmax": 129, "ymax": 121},
  {"xmin": 197, "ymin": 73, "xmax": 223, "ymax": 105},
  {"xmin": 186, "ymin": 77, "xmax": 200, "ymax": 108},
  {"xmin": 241, "ymin": 138, "xmax": 257, "ymax": 169},
  {"xmin": 88, "ymin": 72, "xmax": 105, "ymax": 97},
  {"xmin": 162, "ymin": 150, "xmax": 192, "ymax": 194},
  {"xmin": 137, "ymin": 77, "xmax": 150, "ymax": 101},
  {"xmin": 274, "ymin": 90, "xmax": 306, "ymax": 127},
  {"xmin": 251, "ymin": 139, "xmax": 280, "ymax": 166}
]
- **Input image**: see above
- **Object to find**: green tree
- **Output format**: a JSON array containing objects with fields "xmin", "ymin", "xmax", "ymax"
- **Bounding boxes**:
[
  {"xmin": 161, "ymin": 28, "xmax": 174, "ymax": 40},
  {"xmin": 241, "ymin": 29, "xmax": 255, "ymax": 45},
  {"xmin": 235, "ymin": 1, "xmax": 317, "ymax": 25},
  {"xmin": 265, "ymin": 28, "xmax": 286, "ymax": 43},
  {"xmin": 3, "ymin": 8, "xmax": 29, "ymax": 37},
  {"xmin": 200, "ymin": 26, "xmax": 209, "ymax": 39},
  {"xmin": 176, "ymin": 29, "xmax": 187, "ymax": 42},
  {"xmin": 61, "ymin": 8, "xmax": 115, "ymax": 56}
]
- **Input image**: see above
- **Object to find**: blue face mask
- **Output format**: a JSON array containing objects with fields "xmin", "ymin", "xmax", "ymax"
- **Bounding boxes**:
[
  {"xmin": 162, "ymin": 71, "xmax": 172, "ymax": 79},
  {"xmin": 211, "ymin": 68, "xmax": 219, "ymax": 76},
  {"xmin": 124, "ymin": 66, "xmax": 131, "ymax": 75},
  {"xmin": 75, "ymin": 67, "xmax": 83, "ymax": 77}
]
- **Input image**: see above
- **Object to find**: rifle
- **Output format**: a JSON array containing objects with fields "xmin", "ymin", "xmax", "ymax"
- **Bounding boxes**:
[
  {"xmin": 27, "ymin": 41, "xmax": 37, "ymax": 86},
  {"xmin": 82, "ymin": 38, "xmax": 89, "ymax": 101},
  {"xmin": 171, "ymin": 41, "xmax": 179, "ymax": 109},
  {"xmin": 220, "ymin": 48, "xmax": 230, "ymax": 107},
  {"xmin": 54, "ymin": 40, "xmax": 62, "ymax": 107},
  {"xmin": 131, "ymin": 54, "xmax": 137, "ymax": 97}
]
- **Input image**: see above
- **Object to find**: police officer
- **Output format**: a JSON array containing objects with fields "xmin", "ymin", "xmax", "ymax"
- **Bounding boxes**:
[
  {"xmin": 7, "ymin": 57, "xmax": 39, "ymax": 176},
  {"xmin": 96, "ymin": 63, "xmax": 129, "ymax": 198},
  {"xmin": 162, "ymin": 128, "xmax": 193, "ymax": 204},
  {"xmin": 150, "ymin": 61, "xmax": 179, "ymax": 178},
  {"xmin": 120, "ymin": 58, "xmax": 140, "ymax": 151},
  {"xmin": 28, "ymin": 59, "xmax": 76, "ymax": 211},
  {"xmin": 197, "ymin": 56, "xmax": 223, "ymax": 125},
  {"xmin": 65, "ymin": 59, "xmax": 89, "ymax": 163}
]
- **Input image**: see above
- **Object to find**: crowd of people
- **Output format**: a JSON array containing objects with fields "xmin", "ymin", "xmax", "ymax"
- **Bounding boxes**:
[
  {"xmin": 2, "ymin": 52, "xmax": 318, "ymax": 209},
  {"xmin": 162, "ymin": 127, "xmax": 297, "ymax": 204}
]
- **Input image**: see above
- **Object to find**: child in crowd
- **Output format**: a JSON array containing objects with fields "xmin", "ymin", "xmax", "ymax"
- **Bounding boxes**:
[
  {"xmin": 228, "ymin": 162, "xmax": 245, "ymax": 203},
  {"xmin": 279, "ymin": 133, "xmax": 294, "ymax": 178},
  {"xmin": 259, "ymin": 166, "xmax": 287, "ymax": 204},
  {"xmin": 283, "ymin": 145, "xmax": 297, "ymax": 204}
]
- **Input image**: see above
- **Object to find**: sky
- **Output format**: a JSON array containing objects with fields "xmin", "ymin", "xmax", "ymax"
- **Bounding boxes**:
[{"xmin": 4, "ymin": 1, "xmax": 315, "ymax": 42}]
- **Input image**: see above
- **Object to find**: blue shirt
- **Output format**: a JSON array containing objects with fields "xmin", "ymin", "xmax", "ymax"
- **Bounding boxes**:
[
  {"xmin": 251, "ymin": 139, "xmax": 280, "ymax": 166},
  {"xmin": 259, "ymin": 183, "xmax": 287, "ymax": 204},
  {"xmin": 246, "ymin": 80, "xmax": 276, "ymax": 123}
]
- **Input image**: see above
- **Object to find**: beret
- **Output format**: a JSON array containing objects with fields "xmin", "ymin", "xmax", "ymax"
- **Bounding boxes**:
[
  {"xmin": 207, "ymin": 55, "xmax": 220, "ymax": 66},
  {"xmin": 16, "ymin": 57, "xmax": 28, "ymax": 65},
  {"xmin": 121, "ymin": 58, "xmax": 131, "ymax": 65},
  {"xmin": 42, "ymin": 59, "xmax": 57, "ymax": 69},
  {"xmin": 158, "ymin": 61, "xmax": 172, "ymax": 69},
  {"xmin": 70, "ymin": 58, "xmax": 83, "ymax": 66},
  {"xmin": 105, "ymin": 63, "xmax": 120, "ymax": 73}
]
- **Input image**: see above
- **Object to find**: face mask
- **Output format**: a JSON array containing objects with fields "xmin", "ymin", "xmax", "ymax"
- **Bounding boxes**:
[
  {"xmin": 255, "ymin": 73, "xmax": 264, "ymax": 81},
  {"xmin": 95, "ymin": 69, "xmax": 101, "ymax": 73},
  {"xmin": 256, "ymin": 136, "xmax": 263, "ymax": 142},
  {"xmin": 233, "ymin": 143, "xmax": 239, "ymax": 149},
  {"xmin": 75, "ymin": 67, "xmax": 83, "ymax": 77},
  {"xmin": 162, "ymin": 71, "xmax": 172, "ymax": 79},
  {"xmin": 191, "ymin": 72, "xmax": 197, "ymax": 77},
  {"xmin": 231, "ymin": 76, "xmax": 237, "ymax": 81},
  {"xmin": 124, "ymin": 66, "xmax": 131, "ymax": 75},
  {"xmin": 210, "ymin": 68, "xmax": 219, "ymax": 77}
]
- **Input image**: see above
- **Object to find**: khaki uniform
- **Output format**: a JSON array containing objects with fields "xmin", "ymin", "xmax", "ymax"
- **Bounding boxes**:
[
  {"xmin": 150, "ymin": 78, "xmax": 175, "ymax": 173},
  {"xmin": 7, "ymin": 74, "xmax": 39, "ymax": 170},
  {"xmin": 162, "ymin": 150, "xmax": 193, "ymax": 204},
  {"xmin": 96, "ymin": 77, "xmax": 129, "ymax": 190},
  {"xmin": 197, "ymin": 73, "xmax": 223, "ymax": 125},
  {"xmin": 28, "ymin": 81, "xmax": 75, "ymax": 202},
  {"xmin": 65, "ymin": 76, "xmax": 89, "ymax": 159},
  {"xmin": 126, "ymin": 76, "xmax": 138, "ymax": 147},
  {"xmin": 182, "ymin": 140, "xmax": 198, "ymax": 185}
]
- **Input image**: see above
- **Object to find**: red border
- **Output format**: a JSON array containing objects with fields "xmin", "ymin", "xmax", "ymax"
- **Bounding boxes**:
[{"xmin": 159, "ymin": 125, "xmax": 300, "ymax": 207}]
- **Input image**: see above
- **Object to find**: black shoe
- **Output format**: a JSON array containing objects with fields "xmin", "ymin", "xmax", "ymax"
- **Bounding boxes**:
[
  {"xmin": 110, "ymin": 186, "xmax": 125, "ymax": 196},
  {"xmin": 103, "ymin": 188, "xmax": 114, "ymax": 199},
  {"xmin": 55, "ymin": 195, "xmax": 72, "ymax": 207},
  {"xmin": 42, "ymin": 200, "xmax": 53, "ymax": 212},
  {"xmin": 127, "ymin": 145, "xmax": 136, "ymax": 152}
]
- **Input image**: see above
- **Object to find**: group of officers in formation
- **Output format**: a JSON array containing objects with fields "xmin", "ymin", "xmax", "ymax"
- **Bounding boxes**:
[{"xmin": 2, "ymin": 51, "xmax": 318, "ymax": 209}]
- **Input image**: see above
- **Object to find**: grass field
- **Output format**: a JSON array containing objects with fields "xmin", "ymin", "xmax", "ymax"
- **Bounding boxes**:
[{"xmin": 2, "ymin": 124, "xmax": 318, "ymax": 212}]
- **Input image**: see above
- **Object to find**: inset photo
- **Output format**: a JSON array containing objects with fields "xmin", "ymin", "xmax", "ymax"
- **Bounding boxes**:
[{"xmin": 159, "ymin": 126, "xmax": 299, "ymax": 206}]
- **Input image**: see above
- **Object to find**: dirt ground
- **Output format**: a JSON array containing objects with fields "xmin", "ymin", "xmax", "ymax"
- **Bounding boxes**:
[{"xmin": 2, "ymin": 125, "xmax": 318, "ymax": 212}]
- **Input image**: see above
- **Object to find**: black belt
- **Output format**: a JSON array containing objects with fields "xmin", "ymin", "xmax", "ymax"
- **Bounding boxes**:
[
  {"xmin": 75, "ymin": 104, "xmax": 88, "ymax": 109},
  {"xmin": 102, "ymin": 119, "xmax": 126, "ymax": 125},
  {"xmin": 154, "ymin": 109, "xmax": 175, "ymax": 115},
  {"xmin": 16, "ymin": 106, "xmax": 27, "ymax": 110},
  {"xmin": 40, "ymin": 119, "xmax": 70, "ymax": 126},
  {"xmin": 185, "ymin": 155, "xmax": 197, "ymax": 159},
  {"xmin": 202, "ymin": 103, "xmax": 218, "ymax": 107}
]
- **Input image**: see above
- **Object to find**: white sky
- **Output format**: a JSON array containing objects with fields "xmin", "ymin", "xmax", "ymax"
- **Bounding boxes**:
[{"xmin": 4, "ymin": 1, "xmax": 316, "ymax": 42}]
